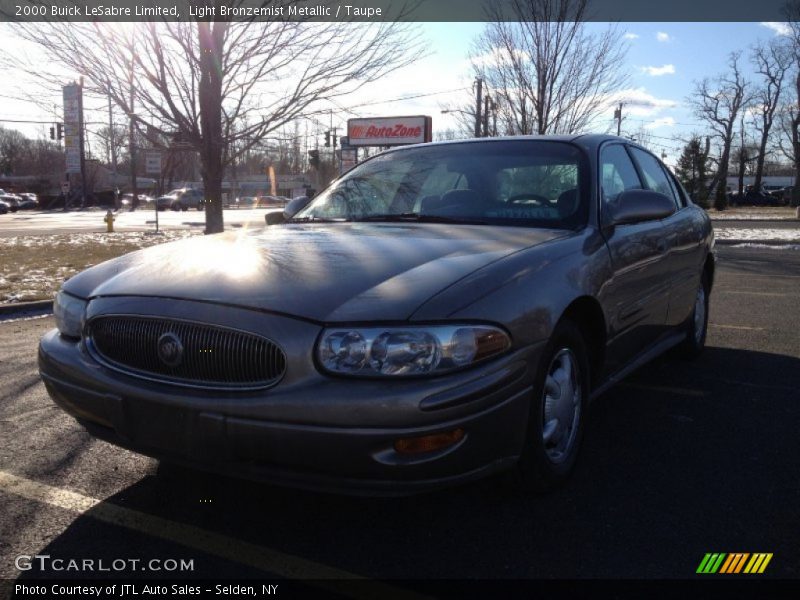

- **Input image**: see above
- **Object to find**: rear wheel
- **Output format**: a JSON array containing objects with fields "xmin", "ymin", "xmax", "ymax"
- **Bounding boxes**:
[
  {"xmin": 676, "ymin": 272, "xmax": 709, "ymax": 359},
  {"xmin": 511, "ymin": 320, "xmax": 590, "ymax": 493}
]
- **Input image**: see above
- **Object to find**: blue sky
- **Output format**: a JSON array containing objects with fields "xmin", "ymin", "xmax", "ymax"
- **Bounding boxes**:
[
  {"xmin": 392, "ymin": 21, "xmax": 792, "ymax": 164},
  {"xmin": 0, "ymin": 21, "xmax": 792, "ymax": 167}
]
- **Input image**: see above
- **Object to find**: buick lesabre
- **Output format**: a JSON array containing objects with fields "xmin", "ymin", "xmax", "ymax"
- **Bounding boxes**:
[{"xmin": 39, "ymin": 135, "xmax": 714, "ymax": 494}]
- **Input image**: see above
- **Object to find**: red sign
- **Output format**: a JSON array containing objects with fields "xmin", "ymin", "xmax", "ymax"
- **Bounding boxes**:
[{"xmin": 347, "ymin": 116, "xmax": 432, "ymax": 147}]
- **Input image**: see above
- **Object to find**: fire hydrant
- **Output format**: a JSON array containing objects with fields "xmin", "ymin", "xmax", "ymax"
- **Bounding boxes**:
[{"xmin": 104, "ymin": 210, "xmax": 115, "ymax": 233}]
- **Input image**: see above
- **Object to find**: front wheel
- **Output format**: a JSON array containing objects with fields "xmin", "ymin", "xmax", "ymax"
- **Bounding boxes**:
[{"xmin": 511, "ymin": 320, "xmax": 590, "ymax": 493}]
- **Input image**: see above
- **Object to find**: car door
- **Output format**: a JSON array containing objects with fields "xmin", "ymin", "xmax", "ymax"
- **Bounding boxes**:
[
  {"xmin": 599, "ymin": 143, "xmax": 672, "ymax": 374},
  {"xmin": 627, "ymin": 147, "xmax": 704, "ymax": 328}
]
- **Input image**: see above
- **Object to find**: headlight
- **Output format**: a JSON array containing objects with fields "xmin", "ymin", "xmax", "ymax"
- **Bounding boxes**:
[
  {"xmin": 53, "ymin": 290, "xmax": 87, "ymax": 339},
  {"xmin": 317, "ymin": 325, "xmax": 510, "ymax": 377}
]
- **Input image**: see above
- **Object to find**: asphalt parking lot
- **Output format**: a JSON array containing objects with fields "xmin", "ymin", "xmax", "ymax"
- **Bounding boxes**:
[{"xmin": 0, "ymin": 244, "xmax": 798, "ymax": 591}]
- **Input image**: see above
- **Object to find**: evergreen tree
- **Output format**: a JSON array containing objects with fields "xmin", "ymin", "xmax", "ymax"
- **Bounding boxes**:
[{"xmin": 675, "ymin": 137, "xmax": 710, "ymax": 208}]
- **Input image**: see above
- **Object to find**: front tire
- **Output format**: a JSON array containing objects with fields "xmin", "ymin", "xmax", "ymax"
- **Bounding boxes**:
[{"xmin": 511, "ymin": 320, "xmax": 590, "ymax": 493}]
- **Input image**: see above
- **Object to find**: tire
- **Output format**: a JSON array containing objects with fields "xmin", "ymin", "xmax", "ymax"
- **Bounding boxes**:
[
  {"xmin": 510, "ymin": 319, "xmax": 590, "ymax": 493},
  {"xmin": 676, "ymin": 272, "xmax": 710, "ymax": 360}
]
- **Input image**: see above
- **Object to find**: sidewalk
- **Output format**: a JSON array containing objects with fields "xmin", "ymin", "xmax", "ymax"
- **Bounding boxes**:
[{"xmin": 707, "ymin": 206, "xmax": 799, "ymax": 221}]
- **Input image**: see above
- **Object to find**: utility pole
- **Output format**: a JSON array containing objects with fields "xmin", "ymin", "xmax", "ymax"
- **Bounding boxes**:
[
  {"xmin": 615, "ymin": 102, "xmax": 623, "ymax": 137},
  {"xmin": 474, "ymin": 78, "xmax": 483, "ymax": 138},
  {"xmin": 78, "ymin": 77, "xmax": 88, "ymax": 208},
  {"xmin": 492, "ymin": 96, "xmax": 498, "ymax": 137},
  {"xmin": 483, "ymin": 95, "xmax": 491, "ymax": 137}
]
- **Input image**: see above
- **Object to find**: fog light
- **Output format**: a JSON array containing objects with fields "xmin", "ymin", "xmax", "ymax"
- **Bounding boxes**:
[{"xmin": 394, "ymin": 428, "xmax": 465, "ymax": 455}]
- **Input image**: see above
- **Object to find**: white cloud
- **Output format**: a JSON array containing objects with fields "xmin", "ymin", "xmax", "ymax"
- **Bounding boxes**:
[
  {"xmin": 623, "ymin": 32, "xmax": 640, "ymax": 40},
  {"xmin": 656, "ymin": 32, "xmax": 671, "ymax": 43},
  {"xmin": 641, "ymin": 64, "xmax": 676, "ymax": 77},
  {"xmin": 644, "ymin": 117, "xmax": 676, "ymax": 130},
  {"xmin": 608, "ymin": 88, "xmax": 678, "ymax": 118},
  {"xmin": 760, "ymin": 22, "xmax": 791, "ymax": 36}
]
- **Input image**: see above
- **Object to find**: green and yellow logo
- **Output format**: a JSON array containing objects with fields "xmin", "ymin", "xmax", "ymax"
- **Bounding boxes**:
[{"xmin": 697, "ymin": 553, "xmax": 773, "ymax": 574}]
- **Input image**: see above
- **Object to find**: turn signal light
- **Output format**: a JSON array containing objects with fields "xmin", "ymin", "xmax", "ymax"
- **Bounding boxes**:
[{"xmin": 394, "ymin": 429, "xmax": 465, "ymax": 455}]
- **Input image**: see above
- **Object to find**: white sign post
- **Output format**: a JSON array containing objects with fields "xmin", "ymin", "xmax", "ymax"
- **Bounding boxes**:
[
  {"xmin": 145, "ymin": 152, "xmax": 162, "ymax": 175},
  {"xmin": 62, "ymin": 85, "xmax": 82, "ymax": 176}
]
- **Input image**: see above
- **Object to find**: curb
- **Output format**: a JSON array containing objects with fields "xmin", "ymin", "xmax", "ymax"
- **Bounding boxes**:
[
  {"xmin": 715, "ymin": 239, "xmax": 800, "ymax": 246},
  {"xmin": 0, "ymin": 300, "xmax": 54, "ymax": 316},
  {"xmin": 711, "ymin": 218, "xmax": 800, "ymax": 222}
]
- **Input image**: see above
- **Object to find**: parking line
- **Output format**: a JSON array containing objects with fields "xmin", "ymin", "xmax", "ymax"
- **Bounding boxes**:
[
  {"xmin": 617, "ymin": 382, "xmax": 707, "ymax": 397},
  {"xmin": 709, "ymin": 324, "xmax": 765, "ymax": 331},
  {"xmin": 0, "ymin": 470, "xmax": 427, "ymax": 599},
  {"xmin": 717, "ymin": 290, "xmax": 791, "ymax": 297}
]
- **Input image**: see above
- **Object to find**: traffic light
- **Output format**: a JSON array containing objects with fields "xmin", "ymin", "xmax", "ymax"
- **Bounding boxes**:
[
  {"xmin": 56, "ymin": 123, "xmax": 63, "ymax": 140},
  {"xmin": 324, "ymin": 130, "xmax": 330, "ymax": 147},
  {"xmin": 308, "ymin": 149, "xmax": 320, "ymax": 169},
  {"xmin": 49, "ymin": 126, "xmax": 55, "ymax": 140},
  {"xmin": 332, "ymin": 132, "xmax": 337, "ymax": 147}
]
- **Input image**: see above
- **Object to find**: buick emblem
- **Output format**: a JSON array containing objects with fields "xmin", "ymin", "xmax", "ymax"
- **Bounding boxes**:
[{"xmin": 157, "ymin": 332, "xmax": 184, "ymax": 367}]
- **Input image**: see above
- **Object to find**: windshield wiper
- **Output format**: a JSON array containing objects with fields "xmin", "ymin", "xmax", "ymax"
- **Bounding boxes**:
[
  {"xmin": 287, "ymin": 215, "xmax": 345, "ymax": 223},
  {"xmin": 349, "ymin": 213, "xmax": 488, "ymax": 225}
]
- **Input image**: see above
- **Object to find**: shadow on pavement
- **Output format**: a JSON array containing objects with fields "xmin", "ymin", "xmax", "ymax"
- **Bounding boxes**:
[{"xmin": 17, "ymin": 346, "xmax": 800, "ymax": 581}]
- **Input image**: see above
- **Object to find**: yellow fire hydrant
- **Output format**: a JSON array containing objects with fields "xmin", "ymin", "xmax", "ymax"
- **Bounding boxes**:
[{"xmin": 104, "ymin": 210, "xmax": 115, "ymax": 233}]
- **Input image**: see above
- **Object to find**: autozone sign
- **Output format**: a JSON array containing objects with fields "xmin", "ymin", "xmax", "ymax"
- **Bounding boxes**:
[{"xmin": 347, "ymin": 116, "xmax": 432, "ymax": 146}]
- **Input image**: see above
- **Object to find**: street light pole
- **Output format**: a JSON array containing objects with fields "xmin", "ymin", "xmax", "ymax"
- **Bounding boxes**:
[{"xmin": 474, "ymin": 78, "xmax": 483, "ymax": 138}]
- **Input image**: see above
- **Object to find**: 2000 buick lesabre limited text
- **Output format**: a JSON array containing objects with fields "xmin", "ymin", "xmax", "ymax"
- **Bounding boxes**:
[{"xmin": 39, "ymin": 136, "xmax": 714, "ymax": 494}]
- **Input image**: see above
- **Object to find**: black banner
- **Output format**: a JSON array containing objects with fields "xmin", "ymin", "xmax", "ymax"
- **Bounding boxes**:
[
  {"xmin": 0, "ymin": 0, "xmax": 793, "ymax": 23},
  {"xmin": 3, "ymin": 578, "xmax": 800, "ymax": 600}
]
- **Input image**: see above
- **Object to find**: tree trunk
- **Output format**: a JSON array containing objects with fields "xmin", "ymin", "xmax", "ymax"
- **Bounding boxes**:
[
  {"xmin": 753, "ymin": 133, "xmax": 769, "ymax": 192},
  {"xmin": 793, "ymin": 134, "xmax": 800, "ymax": 208},
  {"xmin": 737, "ymin": 149, "xmax": 745, "ymax": 195},
  {"xmin": 715, "ymin": 146, "xmax": 731, "ymax": 211},
  {"xmin": 198, "ymin": 20, "xmax": 226, "ymax": 234}
]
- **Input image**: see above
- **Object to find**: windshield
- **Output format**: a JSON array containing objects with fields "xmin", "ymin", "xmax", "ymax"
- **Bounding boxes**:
[{"xmin": 294, "ymin": 140, "xmax": 588, "ymax": 229}]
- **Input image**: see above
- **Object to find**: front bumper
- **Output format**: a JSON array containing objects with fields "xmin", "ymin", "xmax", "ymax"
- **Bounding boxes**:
[{"xmin": 38, "ymin": 307, "xmax": 542, "ymax": 495}]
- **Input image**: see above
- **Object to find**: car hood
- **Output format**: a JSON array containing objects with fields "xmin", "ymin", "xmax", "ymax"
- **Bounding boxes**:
[{"xmin": 65, "ymin": 223, "xmax": 566, "ymax": 322}]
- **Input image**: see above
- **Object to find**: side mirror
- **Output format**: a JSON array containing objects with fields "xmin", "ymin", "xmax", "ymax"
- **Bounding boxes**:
[
  {"xmin": 283, "ymin": 196, "xmax": 311, "ymax": 220},
  {"xmin": 265, "ymin": 211, "xmax": 284, "ymax": 226},
  {"xmin": 607, "ymin": 189, "xmax": 676, "ymax": 226}
]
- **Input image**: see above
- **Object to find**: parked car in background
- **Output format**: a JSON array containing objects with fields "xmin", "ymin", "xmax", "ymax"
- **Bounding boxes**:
[
  {"xmin": 156, "ymin": 188, "xmax": 204, "ymax": 211},
  {"xmin": 0, "ymin": 194, "xmax": 23, "ymax": 212},
  {"xmin": 9, "ymin": 193, "xmax": 39, "ymax": 210},
  {"xmin": 120, "ymin": 194, "xmax": 153, "ymax": 209},
  {"xmin": 729, "ymin": 186, "xmax": 780, "ymax": 207},
  {"xmin": 18, "ymin": 192, "xmax": 39, "ymax": 208},
  {"xmin": 259, "ymin": 195, "xmax": 288, "ymax": 207},
  {"xmin": 234, "ymin": 196, "xmax": 259, "ymax": 208},
  {"xmin": 0, "ymin": 199, "xmax": 9, "ymax": 214},
  {"xmin": 39, "ymin": 135, "xmax": 714, "ymax": 495}
]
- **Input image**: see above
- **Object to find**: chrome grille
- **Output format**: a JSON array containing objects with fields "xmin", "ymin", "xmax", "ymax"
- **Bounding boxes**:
[{"xmin": 87, "ymin": 316, "xmax": 286, "ymax": 389}]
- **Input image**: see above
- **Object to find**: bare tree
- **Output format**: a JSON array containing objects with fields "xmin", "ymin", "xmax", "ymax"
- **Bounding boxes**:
[
  {"xmin": 781, "ymin": 0, "xmax": 800, "ymax": 206},
  {"xmin": 464, "ymin": 0, "xmax": 628, "ymax": 136},
  {"xmin": 750, "ymin": 38, "xmax": 791, "ymax": 191},
  {"xmin": 0, "ymin": 127, "xmax": 28, "ymax": 175},
  {"xmin": 0, "ymin": 126, "xmax": 64, "ymax": 178},
  {"xmin": 689, "ymin": 51, "xmax": 750, "ymax": 209},
  {"xmin": 10, "ymin": 7, "xmax": 422, "ymax": 232}
]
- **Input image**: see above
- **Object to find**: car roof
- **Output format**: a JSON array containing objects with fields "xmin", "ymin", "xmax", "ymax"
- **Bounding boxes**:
[{"xmin": 378, "ymin": 134, "xmax": 633, "ymax": 156}]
